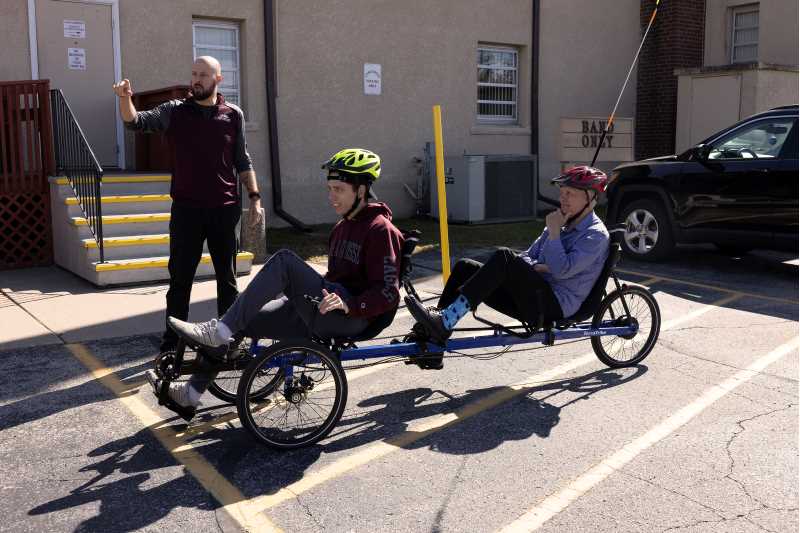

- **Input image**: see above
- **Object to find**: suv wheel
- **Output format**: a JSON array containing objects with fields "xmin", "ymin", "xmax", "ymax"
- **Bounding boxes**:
[{"xmin": 619, "ymin": 199, "xmax": 674, "ymax": 261}]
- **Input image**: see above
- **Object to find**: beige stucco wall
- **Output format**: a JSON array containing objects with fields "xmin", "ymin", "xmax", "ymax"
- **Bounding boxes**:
[
  {"xmin": 0, "ymin": 1, "xmax": 33, "ymax": 81},
  {"xmin": 675, "ymin": 66, "xmax": 798, "ymax": 152},
  {"xmin": 6, "ymin": 0, "xmax": 649, "ymax": 227},
  {"xmin": 705, "ymin": 0, "xmax": 799, "ymax": 67},
  {"xmin": 117, "ymin": 0, "xmax": 270, "ymax": 213},
  {"xmin": 537, "ymin": 0, "xmax": 640, "ymax": 201},
  {"xmin": 273, "ymin": 0, "xmax": 534, "ymax": 225},
  {"xmin": 755, "ymin": 69, "xmax": 799, "ymax": 111}
]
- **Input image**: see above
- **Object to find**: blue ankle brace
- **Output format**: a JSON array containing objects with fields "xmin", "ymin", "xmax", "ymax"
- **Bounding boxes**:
[{"xmin": 441, "ymin": 294, "xmax": 471, "ymax": 330}]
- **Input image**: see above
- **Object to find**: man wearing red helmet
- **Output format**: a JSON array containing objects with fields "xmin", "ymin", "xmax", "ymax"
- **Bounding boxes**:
[{"xmin": 407, "ymin": 166, "xmax": 609, "ymax": 354}]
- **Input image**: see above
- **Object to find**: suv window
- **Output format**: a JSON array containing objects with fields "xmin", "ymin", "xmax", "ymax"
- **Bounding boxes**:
[{"xmin": 709, "ymin": 117, "xmax": 796, "ymax": 160}]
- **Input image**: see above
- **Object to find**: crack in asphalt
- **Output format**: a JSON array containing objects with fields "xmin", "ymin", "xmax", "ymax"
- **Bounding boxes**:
[
  {"xmin": 722, "ymin": 403, "xmax": 797, "ymax": 531},
  {"xmin": 617, "ymin": 471, "xmax": 729, "ymax": 530},
  {"xmin": 287, "ymin": 487, "xmax": 325, "ymax": 531},
  {"xmin": 431, "ymin": 456, "xmax": 468, "ymax": 533},
  {"xmin": 616, "ymin": 403, "xmax": 797, "ymax": 533}
]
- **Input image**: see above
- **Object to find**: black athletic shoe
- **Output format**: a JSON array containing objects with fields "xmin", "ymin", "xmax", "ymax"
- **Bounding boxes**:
[
  {"xmin": 403, "ymin": 323, "xmax": 444, "ymax": 370},
  {"xmin": 405, "ymin": 296, "xmax": 452, "ymax": 346}
]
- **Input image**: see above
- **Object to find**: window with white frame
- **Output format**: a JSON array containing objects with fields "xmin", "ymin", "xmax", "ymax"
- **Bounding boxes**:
[
  {"xmin": 731, "ymin": 4, "xmax": 759, "ymax": 63},
  {"xmin": 477, "ymin": 46, "xmax": 518, "ymax": 123},
  {"xmin": 193, "ymin": 20, "xmax": 242, "ymax": 107}
]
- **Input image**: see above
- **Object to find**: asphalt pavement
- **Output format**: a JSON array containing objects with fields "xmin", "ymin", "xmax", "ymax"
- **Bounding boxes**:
[{"xmin": 1, "ymin": 245, "xmax": 797, "ymax": 532}]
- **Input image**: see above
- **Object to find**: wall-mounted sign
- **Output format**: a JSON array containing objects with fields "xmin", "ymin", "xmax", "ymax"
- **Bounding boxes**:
[
  {"xmin": 64, "ymin": 20, "xmax": 86, "ymax": 39},
  {"xmin": 560, "ymin": 117, "xmax": 633, "ymax": 163},
  {"xmin": 364, "ymin": 63, "xmax": 381, "ymax": 95},
  {"xmin": 68, "ymin": 48, "xmax": 86, "ymax": 70}
]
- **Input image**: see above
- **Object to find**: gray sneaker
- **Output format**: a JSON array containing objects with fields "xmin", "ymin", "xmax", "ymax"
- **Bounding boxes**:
[{"xmin": 168, "ymin": 317, "xmax": 230, "ymax": 349}]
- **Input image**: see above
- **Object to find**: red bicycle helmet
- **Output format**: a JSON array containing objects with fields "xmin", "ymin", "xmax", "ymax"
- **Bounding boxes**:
[{"xmin": 551, "ymin": 166, "xmax": 608, "ymax": 195}]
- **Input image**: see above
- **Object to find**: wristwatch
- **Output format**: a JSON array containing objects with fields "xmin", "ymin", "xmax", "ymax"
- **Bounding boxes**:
[{"xmin": 248, "ymin": 191, "xmax": 261, "ymax": 200}]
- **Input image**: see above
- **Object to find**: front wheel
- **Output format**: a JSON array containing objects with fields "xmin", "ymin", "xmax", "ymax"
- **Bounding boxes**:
[
  {"xmin": 591, "ymin": 285, "xmax": 661, "ymax": 367},
  {"xmin": 236, "ymin": 341, "xmax": 347, "ymax": 450},
  {"xmin": 207, "ymin": 339, "xmax": 281, "ymax": 404}
]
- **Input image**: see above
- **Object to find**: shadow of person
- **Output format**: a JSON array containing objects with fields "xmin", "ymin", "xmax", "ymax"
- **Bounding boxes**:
[
  {"xmin": 26, "ymin": 408, "xmax": 325, "ymax": 530},
  {"xmin": 27, "ymin": 430, "xmax": 216, "ymax": 532},
  {"xmin": 321, "ymin": 365, "xmax": 647, "ymax": 456}
]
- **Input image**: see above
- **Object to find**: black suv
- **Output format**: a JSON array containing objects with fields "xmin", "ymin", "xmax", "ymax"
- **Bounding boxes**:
[{"xmin": 607, "ymin": 105, "xmax": 798, "ymax": 261}]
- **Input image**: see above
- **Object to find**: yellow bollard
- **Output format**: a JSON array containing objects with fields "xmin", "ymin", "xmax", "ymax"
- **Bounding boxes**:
[{"xmin": 432, "ymin": 105, "xmax": 451, "ymax": 283}]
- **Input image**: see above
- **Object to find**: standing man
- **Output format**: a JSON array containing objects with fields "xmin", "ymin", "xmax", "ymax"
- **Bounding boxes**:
[{"xmin": 113, "ymin": 56, "xmax": 264, "ymax": 354}]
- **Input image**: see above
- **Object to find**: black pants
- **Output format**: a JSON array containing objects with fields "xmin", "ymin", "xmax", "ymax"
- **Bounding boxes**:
[
  {"xmin": 438, "ymin": 248, "xmax": 563, "ymax": 324},
  {"xmin": 162, "ymin": 203, "xmax": 240, "ymax": 349}
]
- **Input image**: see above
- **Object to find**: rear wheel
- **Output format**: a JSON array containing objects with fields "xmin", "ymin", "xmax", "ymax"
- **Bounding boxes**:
[
  {"xmin": 236, "ymin": 341, "xmax": 347, "ymax": 450},
  {"xmin": 619, "ymin": 199, "xmax": 674, "ymax": 261},
  {"xmin": 591, "ymin": 285, "xmax": 661, "ymax": 367}
]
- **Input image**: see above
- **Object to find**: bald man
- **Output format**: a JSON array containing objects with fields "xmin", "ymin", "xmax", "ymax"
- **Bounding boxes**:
[{"xmin": 113, "ymin": 56, "xmax": 264, "ymax": 355}]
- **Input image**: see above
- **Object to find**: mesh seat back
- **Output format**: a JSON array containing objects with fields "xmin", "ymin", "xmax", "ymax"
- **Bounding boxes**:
[{"xmin": 559, "ymin": 242, "xmax": 621, "ymax": 324}]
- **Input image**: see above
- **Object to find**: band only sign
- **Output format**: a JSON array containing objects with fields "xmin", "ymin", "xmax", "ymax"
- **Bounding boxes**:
[{"xmin": 560, "ymin": 117, "xmax": 633, "ymax": 163}]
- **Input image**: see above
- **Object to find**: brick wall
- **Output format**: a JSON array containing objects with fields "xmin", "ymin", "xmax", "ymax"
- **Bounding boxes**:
[{"xmin": 635, "ymin": 0, "xmax": 705, "ymax": 159}]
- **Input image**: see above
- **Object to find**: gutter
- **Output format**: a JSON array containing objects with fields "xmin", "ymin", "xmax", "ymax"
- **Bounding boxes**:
[
  {"xmin": 531, "ymin": 0, "xmax": 559, "ymax": 209},
  {"xmin": 264, "ymin": 0, "xmax": 311, "ymax": 231}
]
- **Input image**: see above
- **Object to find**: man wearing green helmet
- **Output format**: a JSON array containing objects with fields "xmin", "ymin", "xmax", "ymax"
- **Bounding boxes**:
[{"xmin": 146, "ymin": 148, "xmax": 404, "ymax": 422}]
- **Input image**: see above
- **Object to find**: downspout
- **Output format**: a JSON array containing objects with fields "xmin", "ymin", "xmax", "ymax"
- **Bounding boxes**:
[
  {"xmin": 264, "ymin": 0, "xmax": 311, "ymax": 231},
  {"xmin": 531, "ymin": 0, "xmax": 559, "ymax": 209}
]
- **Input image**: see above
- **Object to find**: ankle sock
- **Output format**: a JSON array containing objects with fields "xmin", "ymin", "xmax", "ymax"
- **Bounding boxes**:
[
  {"xmin": 214, "ymin": 319, "xmax": 234, "ymax": 345},
  {"xmin": 441, "ymin": 294, "xmax": 471, "ymax": 330}
]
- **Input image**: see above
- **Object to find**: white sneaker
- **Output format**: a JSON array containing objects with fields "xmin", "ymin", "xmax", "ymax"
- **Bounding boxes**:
[
  {"xmin": 167, "ymin": 317, "xmax": 232, "ymax": 348},
  {"xmin": 145, "ymin": 369, "xmax": 199, "ymax": 422}
]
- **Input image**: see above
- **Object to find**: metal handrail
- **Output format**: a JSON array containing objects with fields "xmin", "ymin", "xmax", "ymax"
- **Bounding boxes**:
[{"xmin": 50, "ymin": 89, "xmax": 104, "ymax": 262}]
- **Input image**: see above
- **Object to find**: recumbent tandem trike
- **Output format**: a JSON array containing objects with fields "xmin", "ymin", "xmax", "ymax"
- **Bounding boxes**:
[{"xmin": 153, "ymin": 225, "xmax": 661, "ymax": 450}]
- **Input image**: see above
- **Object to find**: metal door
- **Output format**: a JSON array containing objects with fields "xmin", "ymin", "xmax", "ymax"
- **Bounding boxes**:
[{"xmin": 35, "ymin": 0, "xmax": 118, "ymax": 167}]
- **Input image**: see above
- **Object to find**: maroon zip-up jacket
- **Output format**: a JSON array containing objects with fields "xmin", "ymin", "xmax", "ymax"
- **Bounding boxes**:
[{"xmin": 325, "ymin": 203, "xmax": 404, "ymax": 320}]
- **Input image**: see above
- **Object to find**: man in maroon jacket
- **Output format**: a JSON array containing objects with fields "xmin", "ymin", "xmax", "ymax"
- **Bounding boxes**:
[
  {"xmin": 113, "ymin": 56, "xmax": 263, "ymax": 355},
  {"xmin": 147, "ymin": 148, "xmax": 403, "ymax": 421}
]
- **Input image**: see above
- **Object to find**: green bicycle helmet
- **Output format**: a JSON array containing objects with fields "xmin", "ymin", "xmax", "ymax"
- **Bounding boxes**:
[{"xmin": 321, "ymin": 148, "xmax": 381, "ymax": 183}]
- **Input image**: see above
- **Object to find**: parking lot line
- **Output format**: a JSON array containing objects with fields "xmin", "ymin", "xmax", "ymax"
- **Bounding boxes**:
[
  {"xmin": 175, "ymin": 362, "xmax": 400, "ymax": 440},
  {"xmin": 619, "ymin": 268, "xmax": 798, "ymax": 304},
  {"xmin": 497, "ymin": 335, "xmax": 799, "ymax": 533},
  {"xmin": 65, "ymin": 343, "xmax": 284, "ymax": 533},
  {"xmin": 247, "ymin": 292, "xmax": 740, "ymax": 513}
]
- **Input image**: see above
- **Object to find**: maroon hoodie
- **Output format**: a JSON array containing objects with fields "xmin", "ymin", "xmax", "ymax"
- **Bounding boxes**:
[{"xmin": 325, "ymin": 202, "xmax": 404, "ymax": 319}]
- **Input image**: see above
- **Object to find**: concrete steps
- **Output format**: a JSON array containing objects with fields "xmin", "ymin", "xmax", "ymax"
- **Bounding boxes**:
[{"xmin": 50, "ymin": 174, "xmax": 254, "ymax": 286}]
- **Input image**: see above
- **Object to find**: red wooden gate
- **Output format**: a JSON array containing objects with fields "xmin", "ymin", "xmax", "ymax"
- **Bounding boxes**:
[{"xmin": 0, "ymin": 80, "xmax": 55, "ymax": 269}]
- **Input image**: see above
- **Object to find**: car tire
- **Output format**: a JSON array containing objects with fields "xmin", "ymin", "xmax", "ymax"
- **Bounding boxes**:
[{"xmin": 618, "ymin": 198, "xmax": 674, "ymax": 261}]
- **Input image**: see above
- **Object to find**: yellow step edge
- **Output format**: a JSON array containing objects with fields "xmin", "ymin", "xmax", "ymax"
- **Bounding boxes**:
[
  {"xmin": 95, "ymin": 252, "xmax": 254, "ymax": 272},
  {"xmin": 65, "ymin": 194, "xmax": 171, "ymax": 205},
  {"xmin": 83, "ymin": 234, "xmax": 170, "ymax": 249},
  {"xmin": 65, "ymin": 193, "xmax": 171, "ymax": 205},
  {"xmin": 53, "ymin": 175, "xmax": 171, "ymax": 185},
  {"xmin": 70, "ymin": 213, "xmax": 171, "ymax": 226}
]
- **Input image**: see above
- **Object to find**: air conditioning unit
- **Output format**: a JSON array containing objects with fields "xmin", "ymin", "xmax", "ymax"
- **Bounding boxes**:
[{"xmin": 430, "ymin": 154, "xmax": 538, "ymax": 223}]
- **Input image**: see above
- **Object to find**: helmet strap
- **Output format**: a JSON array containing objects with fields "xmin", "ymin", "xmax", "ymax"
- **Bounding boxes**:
[
  {"xmin": 564, "ymin": 190, "xmax": 596, "ymax": 229},
  {"xmin": 342, "ymin": 184, "xmax": 369, "ymax": 219}
]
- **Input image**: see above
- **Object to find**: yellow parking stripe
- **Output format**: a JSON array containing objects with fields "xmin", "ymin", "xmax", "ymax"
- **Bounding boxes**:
[
  {"xmin": 66, "ymin": 343, "xmax": 283, "ymax": 533},
  {"xmin": 247, "ymin": 293, "xmax": 740, "ymax": 512},
  {"xmin": 498, "ymin": 335, "xmax": 799, "ymax": 532}
]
